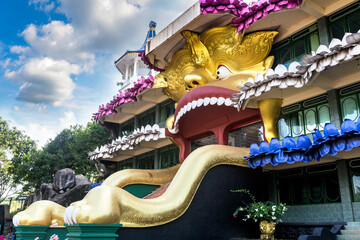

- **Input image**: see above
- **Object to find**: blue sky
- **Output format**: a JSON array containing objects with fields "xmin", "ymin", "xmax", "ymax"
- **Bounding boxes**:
[{"xmin": 0, "ymin": 0, "xmax": 197, "ymax": 147}]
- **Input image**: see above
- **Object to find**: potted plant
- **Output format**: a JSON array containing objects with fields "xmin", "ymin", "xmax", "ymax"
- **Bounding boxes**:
[{"xmin": 231, "ymin": 189, "xmax": 288, "ymax": 240}]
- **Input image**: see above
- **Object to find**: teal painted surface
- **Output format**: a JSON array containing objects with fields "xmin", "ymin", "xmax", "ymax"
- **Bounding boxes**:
[
  {"xmin": 15, "ymin": 225, "xmax": 49, "ymax": 240},
  {"xmin": 66, "ymin": 223, "xmax": 122, "ymax": 240},
  {"xmin": 45, "ymin": 227, "xmax": 68, "ymax": 240},
  {"xmin": 123, "ymin": 184, "xmax": 159, "ymax": 198}
]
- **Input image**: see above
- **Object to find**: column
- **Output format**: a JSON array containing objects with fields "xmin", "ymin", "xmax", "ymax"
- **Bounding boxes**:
[
  {"xmin": 134, "ymin": 115, "xmax": 138, "ymax": 129},
  {"xmin": 125, "ymin": 65, "xmax": 129, "ymax": 81},
  {"xmin": 317, "ymin": 17, "xmax": 330, "ymax": 46},
  {"xmin": 155, "ymin": 104, "xmax": 160, "ymax": 124},
  {"xmin": 337, "ymin": 160, "xmax": 355, "ymax": 222},
  {"xmin": 133, "ymin": 59, "xmax": 138, "ymax": 78},
  {"xmin": 327, "ymin": 89, "xmax": 341, "ymax": 129},
  {"xmin": 132, "ymin": 156, "xmax": 136, "ymax": 169},
  {"xmin": 154, "ymin": 149, "xmax": 159, "ymax": 169}
]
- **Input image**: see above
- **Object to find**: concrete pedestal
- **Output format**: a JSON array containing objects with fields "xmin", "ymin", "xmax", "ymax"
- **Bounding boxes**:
[
  {"xmin": 15, "ymin": 226, "xmax": 49, "ymax": 240},
  {"xmin": 66, "ymin": 223, "xmax": 122, "ymax": 240}
]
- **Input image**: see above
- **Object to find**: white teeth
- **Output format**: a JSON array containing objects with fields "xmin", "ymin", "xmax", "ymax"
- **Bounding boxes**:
[
  {"xmin": 217, "ymin": 97, "xmax": 225, "ymax": 106},
  {"xmin": 173, "ymin": 96, "xmax": 234, "ymax": 132},
  {"xmin": 210, "ymin": 97, "xmax": 217, "ymax": 105},
  {"xmin": 168, "ymin": 125, "xmax": 179, "ymax": 134},
  {"xmin": 191, "ymin": 100, "xmax": 197, "ymax": 109},
  {"xmin": 179, "ymin": 107, "xmax": 184, "ymax": 117},
  {"xmin": 225, "ymin": 98, "xmax": 232, "ymax": 106},
  {"xmin": 186, "ymin": 102, "xmax": 192, "ymax": 112},
  {"xmin": 204, "ymin": 97, "xmax": 211, "ymax": 106}
]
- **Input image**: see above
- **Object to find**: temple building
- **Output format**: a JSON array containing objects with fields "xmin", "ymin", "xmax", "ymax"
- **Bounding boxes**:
[
  {"xmin": 14, "ymin": 0, "xmax": 360, "ymax": 239},
  {"xmin": 89, "ymin": 21, "xmax": 179, "ymax": 181},
  {"xmin": 91, "ymin": 0, "xmax": 360, "ymax": 230}
]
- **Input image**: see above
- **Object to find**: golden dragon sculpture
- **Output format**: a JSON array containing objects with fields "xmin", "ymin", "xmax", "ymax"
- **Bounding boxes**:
[{"xmin": 14, "ymin": 25, "xmax": 283, "ymax": 228}]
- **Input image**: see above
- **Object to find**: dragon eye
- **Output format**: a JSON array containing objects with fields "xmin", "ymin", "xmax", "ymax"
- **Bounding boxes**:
[{"xmin": 216, "ymin": 66, "xmax": 232, "ymax": 79}]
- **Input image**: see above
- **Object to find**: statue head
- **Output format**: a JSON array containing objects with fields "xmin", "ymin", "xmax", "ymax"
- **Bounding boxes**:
[{"xmin": 153, "ymin": 25, "xmax": 278, "ymax": 102}]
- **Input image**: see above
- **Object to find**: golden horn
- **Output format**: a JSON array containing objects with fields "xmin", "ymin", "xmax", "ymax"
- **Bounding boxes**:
[
  {"xmin": 257, "ymin": 98, "xmax": 283, "ymax": 142},
  {"xmin": 181, "ymin": 30, "xmax": 215, "ymax": 73}
]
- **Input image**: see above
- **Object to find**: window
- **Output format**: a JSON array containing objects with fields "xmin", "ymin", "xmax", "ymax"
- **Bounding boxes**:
[
  {"xmin": 159, "ymin": 144, "xmax": 180, "ymax": 169},
  {"xmin": 277, "ymin": 95, "xmax": 330, "ymax": 140},
  {"xmin": 277, "ymin": 164, "xmax": 341, "ymax": 205},
  {"xmin": 228, "ymin": 122, "xmax": 263, "ymax": 147},
  {"xmin": 270, "ymin": 25, "xmax": 319, "ymax": 66},
  {"xmin": 136, "ymin": 152, "xmax": 155, "ymax": 169},
  {"xmin": 159, "ymin": 100, "xmax": 176, "ymax": 127},
  {"xmin": 118, "ymin": 158, "xmax": 133, "ymax": 170},
  {"xmin": 138, "ymin": 107, "xmax": 156, "ymax": 127},
  {"xmin": 339, "ymin": 83, "xmax": 360, "ymax": 122},
  {"xmin": 128, "ymin": 64, "xmax": 134, "ymax": 78},
  {"xmin": 120, "ymin": 120, "xmax": 134, "ymax": 137},
  {"xmin": 191, "ymin": 134, "xmax": 218, "ymax": 151},
  {"xmin": 349, "ymin": 159, "xmax": 360, "ymax": 202},
  {"xmin": 328, "ymin": 3, "xmax": 360, "ymax": 40}
]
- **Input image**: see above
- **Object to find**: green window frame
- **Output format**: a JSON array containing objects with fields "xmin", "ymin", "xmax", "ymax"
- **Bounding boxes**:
[
  {"xmin": 117, "ymin": 158, "xmax": 133, "ymax": 171},
  {"xmin": 119, "ymin": 119, "xmax": 134, "ymax": 137},
  {"xmin": 328, "ymin": 2, "xmax": 360, "ymax": 40},
  {"xmin": 159, "ymin": 99, "xmax": 176, "ymax": 128},
  {"xmin": 338, "ymin": 83, "xmax": 360, "ymax": 123},
  {"xmin": 138, "ymin": 107, "xmax": 156, "ymax": 127},
  {"xmin": 270, "ymin": 25, "xmax": 319, "ymax": 66},
  {"xmin": 277, "ymin": 95, "xmax": 330, "ymax": 140},
  {"xmin": 277, "ymin": 164, "xmax": 341, "ymax": 205},
  {"xmin": 159, "ymin": 144, "xmax": 180, "ymax": 169},
  {"xmin": 136, "ymin": 152, "xmax": 155, "ymax": 169}
]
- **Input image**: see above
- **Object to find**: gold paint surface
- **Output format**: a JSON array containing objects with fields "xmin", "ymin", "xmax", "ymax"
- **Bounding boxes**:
[
  {"xmin": 165, "ymin": 115, "xmax": 175, "ymax": 130},
  {"xmin": 153, "ymin": 25, "xmax": 277, "ymax": 101},
  {"xmin": 70, "ymin": 145, "xmax": 249, "ymax": 227},
  {"xmin": 103, "ymin": 164, "xmax": 180, "ymax": 188},
  {"xmin": 260, "ymin": 220, "xmax": 276, "ymax": 239},
  {"xmin": 16, "ymin": 200, "xmax": 65, "ymax": 226},
  {"xmin": 257, "ymin": 98, "xmax": 283, "ymax": 142}
]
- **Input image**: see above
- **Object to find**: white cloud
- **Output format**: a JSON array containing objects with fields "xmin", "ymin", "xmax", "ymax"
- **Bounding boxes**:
[
  {"xmin": 59, "ymin": 110, "xmax": 77, "ymax": 129},
  {"xmin": 0, "ymin": 58, "xmax": 11, "ymax": 68},
  {"xmin": 5, "ymin": 57, "xmax": 79, "ymax": 106},
  {"xmin": 29, "ymin": 0, "xmax": 55, "ymax": 12},
  {"xmin": 10, "ymin": 46, "xmax": 31, "ymax": 55},
  {"xmin": 21, "ymin": 21, "xmax": 95, "ymax": 70},
  {"xmin": 19, "ymin": 122, "xmax": 56, "ymax": 147}
]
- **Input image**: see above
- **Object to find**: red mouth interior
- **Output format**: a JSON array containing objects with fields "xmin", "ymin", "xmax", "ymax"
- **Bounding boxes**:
[{"xmin": 166, "ymin": 86, "xmax": 261, "ymax": 162}]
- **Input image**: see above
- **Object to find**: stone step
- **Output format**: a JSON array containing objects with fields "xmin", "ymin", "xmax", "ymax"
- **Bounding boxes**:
[
  {"xmin": 341, "ymin": 230, "xmax": 360, "ymax": 235},
  {"xmin": 347, "ymin": 222, "xmax": 360, "ymax": 226},
  {"xmin": 337, "ymin": 235, "xmax": 360, "ymax": 240},
  {"xmin": 345, "ymin": 226, "xmax": 360, "ymax": 230}
]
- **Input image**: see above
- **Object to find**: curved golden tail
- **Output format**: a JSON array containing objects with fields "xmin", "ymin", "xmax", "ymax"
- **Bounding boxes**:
[
  {"xmin": 70, "ymin": 145, "xmax": 249, "ymax": 227},
  {"xmin": 103, "ymin": 164, "xmax": 180, "ymax": 188}
]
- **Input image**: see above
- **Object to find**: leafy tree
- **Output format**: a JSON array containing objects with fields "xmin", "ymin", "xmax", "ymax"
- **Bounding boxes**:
[
  {"xmin": 9, "ymin": 121, "xmax": 111, "ymax": 191},
  {"xmin": 0, "ymin": 117, "xmax": 36, "ymax": 202}
]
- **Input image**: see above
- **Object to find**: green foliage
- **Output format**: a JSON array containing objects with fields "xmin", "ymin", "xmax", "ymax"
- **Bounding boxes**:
[
  {"xmin": 0, "ymin": 117, "xmax": 36, "ymax": 202},
  {"xmin": 231, "ymin": 189, "xmax": 288, "ymax": 223},
  {"xmin": 9, "ymin": 121, "xmax": 111, "ymax": 192}
]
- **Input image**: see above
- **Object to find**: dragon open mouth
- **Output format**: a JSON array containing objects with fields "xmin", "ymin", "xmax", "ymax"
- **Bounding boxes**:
[
  {"xmin": 166, "ymin": 86, "xmax": 261, "ymax": 162},
  {"xmin": 169, "ymin": 86, "xmax": 236, "ymax": 134}
]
